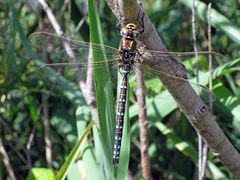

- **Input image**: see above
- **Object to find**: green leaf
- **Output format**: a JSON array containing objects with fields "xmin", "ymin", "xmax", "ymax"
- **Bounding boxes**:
[
  {"xmin": 212, "ymin": 58, "xmax": 240, "ymax": 78},
  {"xmin": 75, "ymin": 107, "xmax": 105, "ymax": 180},
  {"xmin": 67, "ymin": 162, "xmax": 83, "ymax": 180},
  {"xmin": 213, "ymin": 81, "xmax": 240, "ymax": 130},
  {"xmin": 26, "ymin": 168, "xmax": 55, "ymax": 180},
  {"xmin": 130, "ymin": 88, "xmax": 177, "ymax": 121},
  {"xmin": 55, "ymin": 121, "xmax": 93, "ymax": 180}
]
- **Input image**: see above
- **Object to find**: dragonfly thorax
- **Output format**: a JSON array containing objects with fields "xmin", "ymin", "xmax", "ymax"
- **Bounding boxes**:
[
  {"xmin": 118, "ymin": 38, "xmax": 137, "ymax": 75},
  {"xmin": 119, "ymin": 38, "xmax": 137, "ymax": 64}
]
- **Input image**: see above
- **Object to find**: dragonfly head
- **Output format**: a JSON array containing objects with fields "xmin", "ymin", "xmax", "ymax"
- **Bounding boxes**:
[{"xmin": 120, "ymin": 23, "xmax": 140, "ymax": 39}]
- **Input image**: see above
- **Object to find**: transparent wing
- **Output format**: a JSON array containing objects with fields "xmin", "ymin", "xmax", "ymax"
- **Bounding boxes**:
[
  {"xmin": 29, "ymin": 32, "xmax": 119, "ymax": 62},
  {"xmin": 131, "ymin": 50, "xmax": 226, "ymax": 102},
  {"xmin": 29, "ymin": 32, "xmax": 120, "ymax": 87}
]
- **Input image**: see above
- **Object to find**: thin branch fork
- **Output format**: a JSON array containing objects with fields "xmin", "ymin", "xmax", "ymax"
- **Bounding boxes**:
[
  {"xmin": 106, "ymin": 0, "xmax": 240, "ymax": 177},
  {"xmin": 42, "ymin": 94, "xmax": 53, "ymax": 167}
]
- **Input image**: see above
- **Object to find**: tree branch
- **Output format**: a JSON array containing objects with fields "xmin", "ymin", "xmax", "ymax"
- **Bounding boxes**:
[{"xmin": 105, "ymin": 0, "xmax": 240, "ymax": 177}]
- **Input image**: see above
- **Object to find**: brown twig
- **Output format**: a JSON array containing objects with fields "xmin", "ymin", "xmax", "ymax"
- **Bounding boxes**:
[
  {"xmin": 39, "ymin": 20, "xmax": 53, "ymax": 167},
  {"xmin": 42, "ymin": 95, "xmax": 53, "ymax": 167},
  {"xmin": 136, "ymin": 66, "xmax": 151, "ymax": 180},
  {"xmin": 74, "ymin": 15, "xmax": 87, "ymax": 34},
  {"xmin": 208, "ymin": 3, "xmax": 213, "ymax": 112},
  {"xmin": 60, "ymin": 0, "xmax": 71, "ymax": 34},
  {"xmin": 199, "ymin": 4, "xmax": 213, "ymax": 178},
  {"xmin": 199, "ymin": 3, "xmax": 213, "ymax": 178},
  {"xmin": 0, "ymin": 138, "xmax": 16, "ymax": 180},
  {"xmin": 191, "ymin": 1, "xmax": 204, "ymax": 179},
  {"xmin": 192, "ymin": 0, "xmax": 199, "ymax": 83},
  {"xmin": 26, "ymin": 119, "xmax": 36, "ymax": 150}
]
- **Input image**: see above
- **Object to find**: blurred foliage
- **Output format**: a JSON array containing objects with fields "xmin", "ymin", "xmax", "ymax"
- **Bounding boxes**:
[{"xmin": 0, "ymin": 0, "xmax": 240, "ymax": 179}]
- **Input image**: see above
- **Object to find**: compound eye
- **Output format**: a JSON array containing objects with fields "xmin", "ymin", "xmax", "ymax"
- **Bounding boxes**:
[
  {"xmin": 133, "ymin": 32, "xmax": 139, "ymax": 38},
  {"xmin": 120, "ymin": 28, "xmax": 128, "ymax": 37}
]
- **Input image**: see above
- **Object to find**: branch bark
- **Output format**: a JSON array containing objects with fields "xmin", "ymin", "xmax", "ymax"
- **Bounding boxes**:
[{"xmin": 105, "ymin": 0, "xmax": 240, "ymax": 177}]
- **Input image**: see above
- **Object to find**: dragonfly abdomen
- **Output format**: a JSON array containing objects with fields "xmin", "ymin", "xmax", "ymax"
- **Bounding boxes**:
[{"xmin": 113, "ymin": 73, "xmax": 129, "ymax": 166}]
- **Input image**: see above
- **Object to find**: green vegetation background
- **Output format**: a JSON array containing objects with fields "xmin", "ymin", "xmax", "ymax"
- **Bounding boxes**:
[{"xmin": 0, "ymin": 0, "xmax": 240, "ymax": 179}]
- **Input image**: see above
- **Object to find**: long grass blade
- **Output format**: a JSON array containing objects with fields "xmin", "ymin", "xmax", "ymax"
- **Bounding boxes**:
[{"xmin": 88, "ymin": 0, "xmax": 115, "ymax": 177}]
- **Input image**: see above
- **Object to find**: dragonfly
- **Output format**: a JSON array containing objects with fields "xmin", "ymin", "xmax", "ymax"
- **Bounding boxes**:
[{"xmin": 29, "ymin": 22, "xmax": 222, "ymax": 167}]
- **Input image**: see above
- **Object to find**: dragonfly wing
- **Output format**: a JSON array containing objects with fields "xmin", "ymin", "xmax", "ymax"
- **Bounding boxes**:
[
  {"xmin": 29, "ymin": 32, "xmax": 119, "ymax": 63},
  {"xmin": 29, "ymin": 32, "xmax": 120, "ymax": 88},
  {"xmin": 132, "ymin": 52, "xmax": 218, "ymax": 102}
]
